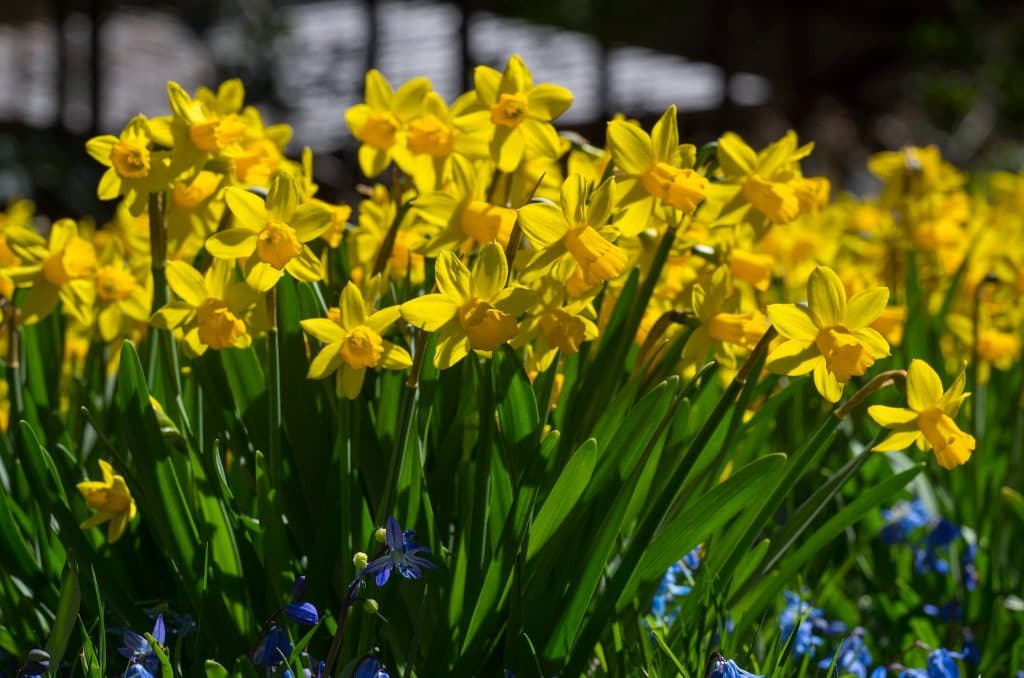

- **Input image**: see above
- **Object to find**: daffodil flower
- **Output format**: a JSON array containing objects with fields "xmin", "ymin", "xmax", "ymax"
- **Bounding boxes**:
[
  {"xmin": 705, "ymin": 131, "xmax": 825, "ymax": 231},
  {"xmin": 165, "ymin": 170, "xmax": 225, "ymax": 262},
  {"xmin": 397, "ymin": 90, "xmax": 489, "ymax": 191},
  {"xmin": 4, "ymin": 218, "xmax": 97, "ymax": 325},
  {"xmin": 400, "ymin": 242, "xmax": 536, "ymax": 369},
  {"xmin": 345, "ymin": 69, "xmax": 432, "ymax": 178},
  {"xmin": 765, "ymin": 266, "xmax": 890, "ymax": 402},
  {"xmin": 512, "ymin": 268, "xmax": 599, "ymax": 372},
  {"xmin": 76, "ymin": 459, "xmax": 137, "ymax": 543},
  {"xmin": 472, "ymin": 54, "xmax": 573, "ymax": 172},
  {"xmin": 300, "ymin": 280, "xmax": 412, "ymax": 399},
  {"xmin": 0, "ymin": 199, "xmax": 35, "ymax": 299},
  {"xmin": 299, "ymin": 148, "xmax": 353, "ymax": 250},
  {"xmin": 517, "ymin": 174, "xmax": 628, "ymax": 285},
  {"xmin": 683, "ymin": 266, "xmax": 768, "ymax": 370},
  {"xmin": 92, "ymin": 241, "xmax": 152, "ymax": 343},
  {"xmin": 163, "ymin": 81, "xmax": 251, "ymax": 169},
  {"xmin": 868, "ymin": 359, "xmax": 975, "ymax": 469},
  {"xmin": 349, "ymin": 185, "xmax": 428, "ymax": 284},
  {"xmin": 86, "ymin": 115, "xmax": 172, "ymax": 215},
  {"xmin": 206, "ymin": 173, "xmax": 333, "ymax": 291},
  {"xmin": 151, "ymin": 259, "xmax": 259, "ymax": 356},
  {"xmin": 414, "ymin": 156, "xmax": 518, "ymax": 256},
  {"xmin": 607, "ymin": 106, "xmax": 707, "ymax": 235}
]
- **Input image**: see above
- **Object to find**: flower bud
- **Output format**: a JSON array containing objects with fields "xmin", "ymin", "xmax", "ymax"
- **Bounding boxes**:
[
  {"xmin": 353, "ymin": 551, "xmax": 369, "ymax": 569},
  {"xmin": 374, "ymin": 527, "xmax": 387, "ymax": 544},
  {"xmin": 363, "ymin": 598, "xmax": 380, "ymax": 614}
]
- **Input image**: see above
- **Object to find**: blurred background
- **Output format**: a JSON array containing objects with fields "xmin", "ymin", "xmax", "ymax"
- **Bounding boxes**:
[{"xmin": 2, "ymin": 0, "xmax": 1024, "ymax": 220}]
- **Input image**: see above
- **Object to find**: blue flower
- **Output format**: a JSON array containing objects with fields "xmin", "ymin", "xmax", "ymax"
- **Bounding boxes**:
[
  {"xmin": 961, "ymin": 544, "xmax": 978, "ymax": 592},
  {"xmin": 650, "ymin": 547, "xmax": 701, "ymax": 623},
  {"xmin": 914, "ymin": 519, "xmax": 960, "ymax": 575},
  {"xmin": 252, "ymin": 625, "xmax": 292, "ymax": 668},
  {"xmin": 17, "ymin": 649, "xmax": 49, "ymax": 678},
  {"xmin": 119, "ymin": 615, "xmax": 165, "ymax": 676},
  {"xmin": 779, "ymin": 591, "xmax": 845, "ymax": 658},
  {"xmin": 922, "ymin": 601, "xmax": 962, "ymax": 622},
  {"xmin": 708, "ymin": 654, "xmax": 763, "ymax": 677},
  {"xmin": 819, "ymin": 630, "xmax": 873, "ymax": 678},
  {"xmin": 898, "ymin": 648, "xmax": 963, "ymax": 678},
  {"xmin": 353, "ymin": 655, "xmax": 390, "ymax": 678},
  {"xmin": 285, "ymin": 575, "xmax": 320, "ymax": 625},
  {"xmin": 881, "ymin": 499, "xmax": 932, "ymax": 544},
  {"xmin": 364, "ymin": 517, "xmax": 436, "ymax": 586}
]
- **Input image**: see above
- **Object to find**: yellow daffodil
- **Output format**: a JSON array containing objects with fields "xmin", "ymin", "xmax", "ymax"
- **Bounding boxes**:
[
  {"xmin": 765, "ymin": 266, "xmax": 890, "ymax": 402},
  {"xmin": 194, "ymin": 78, "xmax": 245, "ymax": 116},
  {"xmin": 868, "ymin": 145, "xmax": 963, "ymax": 206},
  {"xmin": 682, "ymin": 266, "xmax": 767, "ymax": 370},
  {"xmin": 517, "ymin": 174, "xmax": 628, "ymax": 285},
  {"xmin": 92, "ymin": 241, "xmax": 152, "ymax": 343},
  {"xmin": 300, "ymin": 279, "xmax": 411, "ymax": 398},
  {"xmin": 76, "ymin": 459, "xmax": 137, "ymax": 543},
  {"xmin": 4, "ymin": 218, "xmax": 97, "ymax": 325},
  {"xmin": 163, "ymin": 81, "xmax": 250, "ymax": 167},
  {"xmin": 512, "ymin": 266, "xmax": 599, "ymax": 371},
  {"xmin": 229, "ymin": 107, "xmax": 295, "ymax": 188},
  {"xmin": 607, "ymin": 106, "xmax": 707, "ymax": 234},
  {"xmin": 868, "ymin": 359, "xmax": 975, "ymax": 469},
  {"xmin": 414, "ymin": 156, "xmax": 518, "ymax": 256},
  {"xmin": 0, "ymin": 199, "xmax": 35, "ymax": 299},
  {"xmin": 86, "ymin": 115, "xmax": 171, "ymax": 215},
  {"xmin": 397, "ymin": 90, "xmax": 489, "ymax": 191},
  {"xmin": 705, "ymin": 131, "xmax": 823, "ymax": 230},
  {"xmin": 151, "ymin": 259, "xmax": 259, "ymax": 356},
  {"xmin": 345, "ymin": 69, "xmax": 432, "ymax": 178},
  {"xmin": 400, "ymin": 242, "xmax": 536, "ymax": 369},
  {"xmin": 206, "ymin": 173, "xmax": 333, "ymax": 291},
  {"xmin": 471, "ymin": 54, "xmax": 573, "ymax": 172},
  {"xmin": 349, "ymin": 184, "xmax": 429, "ymax": 284},
  {"xmin": 728, "ymin": 248, "xmax": 775, "ymax": 292},
  {"xmin": 165, "ymin": 170, "xmax": 225, "ymax": 262}
]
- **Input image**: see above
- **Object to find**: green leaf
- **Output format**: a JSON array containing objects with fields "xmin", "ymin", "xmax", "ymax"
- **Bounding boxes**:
[
  {"xmin": 44, "ymin": 563, "xmax": 80, "ymax": 677},
  {"xmin": 527, "ymin": 438, "xmax": 597, "ymax": 561},
  {"xmin": 204, "ymin": 660, "xmax": 230, "ymax": 678}
]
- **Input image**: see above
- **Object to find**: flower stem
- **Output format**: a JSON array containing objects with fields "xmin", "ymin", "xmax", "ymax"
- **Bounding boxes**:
[
  {"xmin": 833, "ymin": 369, "xmax": 907, "ymax": 420},
  {"xmin": 267, "ymin": 286, "xmax": 282, "ymax": 487}
]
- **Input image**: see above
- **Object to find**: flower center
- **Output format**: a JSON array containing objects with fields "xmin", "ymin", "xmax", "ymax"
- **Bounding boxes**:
[
  {"xmin": 172, "ymin": 171, "xmax": 221, "ymax": 209},
  {"xmin": 641, "ymin": 163, "xmax": 708, "ymax": 212},
  {"xmin": 42, "ymin": 237, "xmax": 97, "ymax": 286},
  {"xmin": 742, "ymin": 174, "xmax": 800, "ymax": 223},
  {"xmin": 708, "ymin": 311, "xmax": 765, "ymax": 348},
  {"xmin": 85, "ymin": 484, "xmax": 132, "ymax": 513},
  {"xmin": 339, "ymin": 325, "xmax": 385, "ymax": 369},
  {"xmin": 490, "ymin": 93, "xmax": 529, "ymax": 128},
  {"xmin": 95, "ymin": 264, "xmax": 136, "ymax": 301},
  {"xmin": 917, "ymin": 407, "xmax": 975, "ymax": 469},
  {"xmin": 189, "ymin": 114, "xmax": 247, "ymax": 152},
  {"xmin": 459, "ymin": 298, "xmax": 518, "ymax": 351},
  {"xmin": 460, "ymin": 200, "xmax": 516, "ymax": 245},
  {"xmin": 540, "ymin": 307, "xmax": 587, "ymax": 355},
  {"xmin": 361, "ymin": 111, "xmax": 400, "ymax": 149},
  {"xmin": 407, "ymin": 114, "xmax": 454, "ymax": 157},
  {"xmin": 110, "ymin": 140, "xmax": 151, "ymax": 179},
  {"xmin": 196, "ymin": 298, "xmax": 246, "ymax": 350},
  {"xmin": 563, "ymin": 225, "xmax": 627, "ymax": 284},
  {"xmin": 257, "ymin": 222, "xmax": 302, "ymax": 269},
  {"xmin": 815, "ymin": 326, "xmax": 874, "ymax": 381}
]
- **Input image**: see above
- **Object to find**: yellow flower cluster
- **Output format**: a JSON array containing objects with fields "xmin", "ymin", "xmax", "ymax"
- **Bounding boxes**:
[{"xmin": 6, "ymin": 54, "xmax": 1024, "ymax": 492}]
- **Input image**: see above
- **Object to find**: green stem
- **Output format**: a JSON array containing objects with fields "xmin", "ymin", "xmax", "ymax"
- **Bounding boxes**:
[{"xmin": 267, "ymin": 287, "xmax": 282, "ymax": 487}]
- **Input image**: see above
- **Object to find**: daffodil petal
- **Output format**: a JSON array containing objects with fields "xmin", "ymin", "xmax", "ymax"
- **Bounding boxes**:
[
  {"xmin": 517, "ymin": 202, "xmax": 567, "ymax": 249},
  {"xmin": 844, "ymin": 287, "xmax": 889, "ymax": 328},
  {"xmin": 607, "ymin": 120, "xmax": 654, "ymax": 175},
  {"xmin": 379, "ymin": 340, "xmax": 413, "ymax": 369},
  {"xmin": 401, "ymin": 294, "xmax": 458, "ymax": 332},
  {"xmin": 813, "ymin": 360, "xmax": 844, "ymax": 403},
  {"xmin": 471, "ymin": 242, "xmax": 509, "ymax": 301},
  {"xmin": 873, "ymin": 429, "xmax": 923, "ymax": 452},
  {"xmin": 301, "ymin": 318, "xmax": 346, "ymax": 344},
  {"xmin": 225, "ymin": 187, "xmax": 268, "ymax": 231},
  {"xmin": 906, "ymin": 359, "xmax": 943, "ymax": 411},
  {"xmin": 434, "ymin": 325, "xmax": 471, "ymax": 370},
  {"xmin": 807, "ymin": 266, "xmax": 845, "ymax": 328},
  {"xmin": 308, "ymin": 343, "xmax": 344, "ymax": 379},
  {"xmin": 166, "ymin": 260, "xmax": 208, "ymax": 306},
  {"xmin": 765, "ymin": 341, "xmax": 819, "ymax": 376},
  {"xmin": 435, "ymin": 251, "xmax": 473, "ymax": 304},
  {"xmin": 339, "ymin": 364, "xmax": 367, "ymax": 399},
  {"xmin": 867, "ymin": 405, "xmax": 918, "ymax": 427},
  {"xmin": 767, "ymin": 303, "xmax": 818, "ymax": 341},
  {"xmin": 206, "ymin": 228, "xmax": 258, "ymax": 260}
]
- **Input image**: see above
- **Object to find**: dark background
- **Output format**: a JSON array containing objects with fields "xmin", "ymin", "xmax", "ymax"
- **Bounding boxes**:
[{"xmin": 3, "ymin": 0, "xmax": 1024, "ymax": 221}]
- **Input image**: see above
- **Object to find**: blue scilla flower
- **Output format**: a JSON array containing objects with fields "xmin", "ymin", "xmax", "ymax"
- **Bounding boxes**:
[
  {"xmin": 819, "ymin": 629, "xmax": 873, "ymax": 677},
  {"xmin": 650, "ymin": 547, "xmax": 701, "ymax": 623},
  {"xmin": 898, "ymin": 648, "xmax": 963, "ymax": 678},
  {"xmin": 779, "ymin": 591, "xmax": 846, "ymax": 658},
  {"xmin": 17, "ymin": 649, "xmax": 49, "ymax": 678},
  {"xmin": 119, "ymin": 615, "xmax": 164, "ymax": 676},
  {"xmin": 708, "ymin": 653, "xmax": 763, "ymax": 678},
  {"xmin": 285, "ymin": 575, "xmax": 320, "ymax": 625},
  {"xmin": 881, "ymin": 499, "xmax": 932, "ymax": 544},
  {"xmin": 253, "ymin": 625, "xmax": 292, "ymax": 668},
  {"xmin": 354, "ymin": 655, "xmax": 390, "ymax": 678},
  {"xmin": 914, "ymin": 519, "xmax": 959, "ymax": 575},
  {"xmin": 364, "ymin": 517, "xmax": 436, "ymax": 586},
  {"xmin": 961, "ymin": 544, "xmax": 978, "ymax": 592},
  {"xmin": 922, "ymin": 601, "xmax": 962, "ymax": 622}
]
